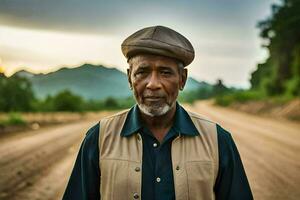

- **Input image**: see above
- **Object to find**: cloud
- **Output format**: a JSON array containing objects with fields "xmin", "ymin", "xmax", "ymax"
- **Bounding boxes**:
[
  {"xmin": 0, "ymin": 0, "xmax": 130, "ymax": 34},
  {"xmin": 0, "ymin": 0, "xmax": 278, "ymax": 34},
  {"xmin": 0, "ymin": 0, "xmax": 279, "ymax": 87},
  {"xmin": 0, "ymin": 26, "xmax": 127, "ymax": 75}
]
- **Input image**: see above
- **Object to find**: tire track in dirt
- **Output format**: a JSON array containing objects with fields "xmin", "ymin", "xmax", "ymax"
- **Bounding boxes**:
[
  {"xmin": 0, "ymin": 120, "xmax": 99, "ymax": 200},
  {"xmin": 8, "ymin": 151, "xmax": 77, "ymax": 200}
]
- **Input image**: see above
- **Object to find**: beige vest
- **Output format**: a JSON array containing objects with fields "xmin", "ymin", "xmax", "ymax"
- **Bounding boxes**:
[{"xmin": 99, "ymin": 109, "xmax": 219, "ymax": 200}]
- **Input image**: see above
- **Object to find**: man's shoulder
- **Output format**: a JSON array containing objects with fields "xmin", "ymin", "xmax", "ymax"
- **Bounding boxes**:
[
  {"xmin": 100, "ymin": 108, "xmax": 131, "ymax": 122},
  {"xmin": 85, "ymin": 123, "xmax": 100, "ymax": 139},
  {"xmin": 181, "ymin": 105, "xmax": 231, "ymax": 138},
  {"xmin": 216, "ymin": 124, "xmax": 232, "ymax": 141},
  {"xmin": 98, "ymin": 108, "xmax": 132, "ymax": 137},
  {"xmin": 189, "ymin": 111, "xmax": 231, "ymax": 137},
  {"xmin": 184, "ymin": 107, "xmax": 216, "ymax": 125}
]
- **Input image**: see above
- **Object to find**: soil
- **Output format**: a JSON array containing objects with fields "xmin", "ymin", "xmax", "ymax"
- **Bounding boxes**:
[
  {"xmin": 185, "ymin": 101, "xmax": 300, "ymax": 200},
  {"xmin": 230, "ymin": 98, "xmax": 300, "ymax": 121},
  {"xmin": 0, "ymin": 112, "xmax": 112, "ymax": 200}
]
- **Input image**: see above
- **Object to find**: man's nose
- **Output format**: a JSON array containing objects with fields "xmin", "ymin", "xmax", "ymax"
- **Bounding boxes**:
[{"xmin": 146, "ymin": 72, "xmax": 162, "ymax": 90}]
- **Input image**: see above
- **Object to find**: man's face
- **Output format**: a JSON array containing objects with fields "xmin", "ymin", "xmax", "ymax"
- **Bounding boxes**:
[{"xmin": 127, "ymin": 54, "xmax": 187, "ymax": 117}]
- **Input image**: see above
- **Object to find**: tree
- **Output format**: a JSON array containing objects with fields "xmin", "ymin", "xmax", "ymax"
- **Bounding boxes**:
[
  {"xmin": 52, "ymin": 90, "xmax": 83, "ymax": 112},
  {"xmin": 104, "ymin": 97, "xmax": 119, "ymax": 108},
  {"xmin": 250, "ymin": 0, "xmax": 300, "ymax": 96},
  {"xmin": 0, "ymin": 74, "xmax": 35, "ymax": 112},
  {"xmin": 212, "ymin": 79, "xmax": 229, "ymax": 96}
]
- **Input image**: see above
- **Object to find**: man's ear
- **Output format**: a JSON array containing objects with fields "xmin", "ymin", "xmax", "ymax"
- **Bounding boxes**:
[
  {"xmin": 127, "ymin": 68, "xmax": 133, "ymax": 90},
  {"xmin": 180, "ymin": 68, "xmax": 187, "ymax": 90}
]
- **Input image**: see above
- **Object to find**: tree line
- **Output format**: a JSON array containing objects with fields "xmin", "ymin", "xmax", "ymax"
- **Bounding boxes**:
[
  {"xmin": 213, "ymin": 0, "xmax": 300, "ymax": 106},
  {"xmin": 250, "ymin": 0, "xmax": 300, "ymax": 97},
  {"xmin": 0, "ymin": 72, "xmax": 134, "ymax": 112},
  {"xmin": 0, "ymin": 71, "xmax": 234, "ymax": 112}
]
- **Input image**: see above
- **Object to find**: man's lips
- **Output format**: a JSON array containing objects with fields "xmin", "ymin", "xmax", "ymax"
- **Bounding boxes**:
[{"xmin": 143, "ymin": 96, "xmax": 164, "ymax": 101}]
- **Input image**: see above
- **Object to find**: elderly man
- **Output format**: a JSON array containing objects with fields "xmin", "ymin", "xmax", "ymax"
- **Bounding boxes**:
[{"xmin": 63, "ymin": 26, "xmax": 253, "ymax": 200}]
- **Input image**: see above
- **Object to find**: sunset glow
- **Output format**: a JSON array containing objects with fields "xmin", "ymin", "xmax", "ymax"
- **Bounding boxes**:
[{"xmin": 0, "ymin": 66, "xmax": 5, "ymax": 74}]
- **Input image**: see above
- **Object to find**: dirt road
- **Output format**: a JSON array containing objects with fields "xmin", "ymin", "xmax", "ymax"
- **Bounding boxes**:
[
  {"xmin": 0, "ymin": 102, "xmax": 299, "ymax": 200},
  {"xmin": 186, "ymin": 101, "xmax": 300, "ymax": 200}
]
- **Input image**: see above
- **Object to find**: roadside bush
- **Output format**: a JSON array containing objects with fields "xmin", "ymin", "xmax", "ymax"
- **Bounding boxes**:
[
  {"xmin": 81, "ymin": 96, "xmax": 134, "ymax": 111},
  {"xmin": 104, "ymin": 97, "xmax": 119, "ymax": 108},
  {"xmin": 215, "ymin": 90, "xmax": 265, "ymax": 106},
  {"xmin": 52, "ymin": 90, "xmax": 84, "ymax": 112},
  {"xmin": 215, "ymin": 95, "xmax": 235, "ymax": 106},
  {"xmin": 0, "ymin": 113, "xmax": 27, "ymax": 126},
  {"xmin": 115, "ymin": 96, "xmax": 135, "ymax": 109},
  {"xmin": 0, "ymin": 74, "xmax": 35, "ymax": 112}
]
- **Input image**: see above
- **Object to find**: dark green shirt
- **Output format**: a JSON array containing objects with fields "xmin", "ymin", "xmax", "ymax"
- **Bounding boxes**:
[{"xmin": 63, "ymin": 103, "xmax": 253, "ymax": 200}]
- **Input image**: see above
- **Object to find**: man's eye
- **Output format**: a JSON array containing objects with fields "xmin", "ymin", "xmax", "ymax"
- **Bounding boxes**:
[
  {"xmin": 161, "ymin": 70, "xmax": 172, "ymax": 75},
  {"xmin": 135, "ymin": 71, "xmax": 147, "ymax": 76}
]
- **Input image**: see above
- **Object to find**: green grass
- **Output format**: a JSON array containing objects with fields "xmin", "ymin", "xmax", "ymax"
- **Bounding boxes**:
[
  {"xmin": 214, "ymin": 90, "xmax": 266, "ymax": 106},
  {"xmin": 214, "ymin": 89, "xmax": 299, "ymax": 107},
  {"xmin": 0, "ymin": 113, "xmax": 27, "ymax": 127}
]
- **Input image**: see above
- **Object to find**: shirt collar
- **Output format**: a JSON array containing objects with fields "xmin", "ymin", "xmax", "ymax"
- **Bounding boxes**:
[
  {"xmin": 120, "ymin": 102, "xmax": 199, "ymax": 137},
  {"xmin": 120, "ymin": 105, "xmax": 142, "ymax": 137}
]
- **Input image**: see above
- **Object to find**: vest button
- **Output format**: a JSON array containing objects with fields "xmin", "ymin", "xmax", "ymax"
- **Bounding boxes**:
[
  {"xmin": 176, "ymin": 165, "xmax": 180, "ymax": 170},
  {"xmin": 135, "ymin": 167, "xmax": 140, "ymax": 172},
  {"xmin": 133, "ymin": 193, "xmax": 139, "ymax": 199}
]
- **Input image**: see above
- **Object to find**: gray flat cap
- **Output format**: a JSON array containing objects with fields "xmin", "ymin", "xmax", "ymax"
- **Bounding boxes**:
[{"xmin": 121, "ymin": 26, "xmax": 195, "ymax": 66}]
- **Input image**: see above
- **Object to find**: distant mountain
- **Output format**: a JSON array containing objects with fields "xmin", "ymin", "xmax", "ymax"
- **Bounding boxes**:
[
  {"xmin": 14, "ymin": 70, "xmax": 35, "ymax": 79},
  {"xmin": 13, "ymin": 64, "xmax": 211, "ymax": 100},
  {"xmin": 184, "ymin": 77, "xmax": 212, "ymax": 91}
]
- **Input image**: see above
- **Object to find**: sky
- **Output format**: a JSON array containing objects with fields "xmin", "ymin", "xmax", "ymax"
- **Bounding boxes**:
[{"xmin": 0, "ymin": 0, "xmax": 279, "ymax": 88}]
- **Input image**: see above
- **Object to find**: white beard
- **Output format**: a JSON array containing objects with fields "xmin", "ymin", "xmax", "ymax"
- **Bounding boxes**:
[{"xmin": 137, "ymin": 102, "xmax": 174, "ymax": 117}]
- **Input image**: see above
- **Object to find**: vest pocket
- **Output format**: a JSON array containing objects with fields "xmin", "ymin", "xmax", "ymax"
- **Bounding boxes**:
[
  {"xmin": 100, "ymin": 159, "xmax": 129, "ymax": 200},
  {"xmin": 185, "ymin": 161, "xmax": 214, "ymax": 200},
  {"xmin": 100, "ymin": 159, "xmax": 142, "ymax": 200}
]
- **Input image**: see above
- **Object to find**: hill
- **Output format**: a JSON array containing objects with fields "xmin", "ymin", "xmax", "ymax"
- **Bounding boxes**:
[{"xmin": 13, "ymin": 64, "xmax": 210, "ymax": 100}]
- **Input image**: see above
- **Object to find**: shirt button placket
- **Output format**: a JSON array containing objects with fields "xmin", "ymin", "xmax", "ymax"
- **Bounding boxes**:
[{"xmin": 156, "ymin": 177, "xmax": 161, "ymax": 183}]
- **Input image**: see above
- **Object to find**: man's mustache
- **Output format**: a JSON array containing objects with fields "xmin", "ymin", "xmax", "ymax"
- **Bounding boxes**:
[{"xmin": 143, "ymin": 91, "xmax": 165, "ymax": 98}]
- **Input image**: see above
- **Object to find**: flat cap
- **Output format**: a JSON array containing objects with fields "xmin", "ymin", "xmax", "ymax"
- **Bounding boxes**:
[{"xmin": 121, "ymin": 25, "xmax": 195, "ymax": 66}]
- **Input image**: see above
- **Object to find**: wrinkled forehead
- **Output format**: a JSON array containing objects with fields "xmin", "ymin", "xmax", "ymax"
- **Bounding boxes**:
[{"xmin": 129, "ymin": 54, "xmax": 179, "ymax": 68}]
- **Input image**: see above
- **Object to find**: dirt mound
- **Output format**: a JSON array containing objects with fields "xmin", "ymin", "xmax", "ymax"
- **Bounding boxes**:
[{"xmin": 230, "ymin": 99, "xmax": 300, "ymax": 121}]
